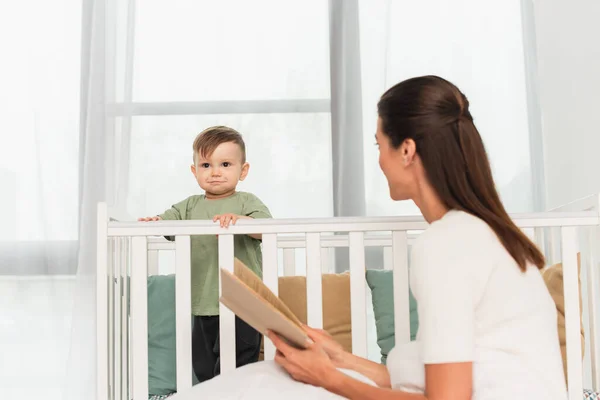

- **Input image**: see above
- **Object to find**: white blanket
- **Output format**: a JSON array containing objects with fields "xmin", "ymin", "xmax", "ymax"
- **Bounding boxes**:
[{"xmin": 170, "ymin": 360, "xmax": 377, "ymax": 400}]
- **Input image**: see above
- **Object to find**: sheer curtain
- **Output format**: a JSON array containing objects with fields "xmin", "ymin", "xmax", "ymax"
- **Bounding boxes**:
[
  {"xmin": 0, "ymin": 1, "xmax": 81, "ymax": 399},
  {"xmin": 63, "ymin": 0, "xmax": 113, "ymax": 398},
  {"xmin": 0, "ymin": 1, "xmax": 543, "ymax": 399},
  {"xmin": 359, "ymin": 0, "xmax": 543, "ymax": 217}
]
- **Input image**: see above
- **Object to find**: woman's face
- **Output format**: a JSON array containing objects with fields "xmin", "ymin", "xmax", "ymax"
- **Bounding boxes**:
[{"xmin": 375, "ymin": 117, "xmax": 415, "ymax": 201}]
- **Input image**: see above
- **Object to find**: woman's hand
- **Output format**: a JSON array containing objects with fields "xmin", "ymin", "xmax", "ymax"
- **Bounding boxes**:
[
  {"xmin": 302, "ymin": 325, "xmax": 348, "ymax": 368},
  {"xmin": 267, "ymin": 330, "xmax": 339, "ymax": 388},
  {"xmin": 305, "ymin": 325, "xmax": 392, "ymax": 389}
]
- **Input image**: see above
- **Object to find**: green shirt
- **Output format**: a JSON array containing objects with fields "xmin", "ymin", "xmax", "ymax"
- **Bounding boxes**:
[{"xmin": 159, "ymin": 192, "xmax": 272, "ymax": 316}]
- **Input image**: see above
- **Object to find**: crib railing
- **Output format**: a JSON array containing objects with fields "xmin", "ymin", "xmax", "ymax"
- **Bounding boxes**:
[
  {"xmin": 97, "ymin": 204, "xmax": 600, "ymax": 400},
  {"xmin": 549, "ymin": 194, "xmax": 600, "ymax": 390},
  {"xmin": 145, "ymin": 233, "xmax": 422, "ymax": 276}
]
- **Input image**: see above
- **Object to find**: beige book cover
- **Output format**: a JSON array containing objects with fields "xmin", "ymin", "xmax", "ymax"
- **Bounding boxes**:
[{"xmin": 219, "ymin": 258, "xmax": 309, "ymax": 349}]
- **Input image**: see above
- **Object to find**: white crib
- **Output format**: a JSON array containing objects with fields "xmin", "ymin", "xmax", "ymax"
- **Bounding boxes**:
[{"xmin": 96, "ymin": 197, "xmax": 600, "ymax": 400}]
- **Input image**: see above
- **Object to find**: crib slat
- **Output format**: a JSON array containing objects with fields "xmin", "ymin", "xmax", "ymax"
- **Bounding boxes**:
[
  {"xmin": 561, "ymin": 227, "xmax": 583, "ymax": 400},
  {"xmin": 306, "ymin": 233, "xmax": 323, "ymax": 328},
  {"xmin": 148, "ymin": 249, "xmax": 159, "ymax": 276},
  {"xmin": 218, "ymin": 234, "xmax": 236, "ymax": 374},
  {"xmin": 550, "ymin": 227, "xmax": 562, "ymax": 265},
  {"xmin": 349, "ymin": 232, "xmax": 367, "ymax": 358},
  {"xmin": 522, "ymin": 227, "xmax": 535, "ymax": 242},
  {"xmin": 96, "ymin": 203, "xmax": 109, "ymax": 400},
  {"xmin": 175, "ymin": 236, "xmax": 193, "ymax": 391},
  {"xmin": 130, "ymin": 236, "xmax": 149, "ymax": 399},
  {"xmin": 534, "ymin": 227, "xmax": 546, "ymax": 256},
  {"xmin": 121, "ymin": 238, "xmax": 130, "ymax": 400},
  {"xmin": 589, "ymin": 226, "xmax": 600, "ymax": 390},
  {"xmin": 107, "ymin": 238, "xmax": 115, "ymax": 400},
  {"xmin": 392, "ymin": 231, "xmax": 410, "ymax": 344},
  {"xmin": 321, "ymin": 247, "xmax": 331, "ymax": 273},
  {"xmin": 263, "ymin": 234, "xmax": 278, "ymax": 360},
  {"xmin": 113, "ymin": 239, "xmax": 121, "ymax": 400},
  {"xmin": 283, "ymin": 249, "xmax": 296, "ymax": 276}
]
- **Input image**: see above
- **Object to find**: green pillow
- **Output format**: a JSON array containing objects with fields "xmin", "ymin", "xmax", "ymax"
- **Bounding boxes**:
[
  {"xmin": 366, "ymin": 269, "xmax": 419, "ymax": 364},
  {"xmin": 147, "ymin": 275, "xmax": 198, "ymax": 395},
  {"xmin": 148, "ymin": 275, "xmax": 177, "ymax": 395}
]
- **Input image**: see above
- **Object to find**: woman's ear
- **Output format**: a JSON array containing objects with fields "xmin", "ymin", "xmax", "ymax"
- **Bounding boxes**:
[{"xmin": 402, "ymin": 139, "xmax": 417, "ymax": 166}]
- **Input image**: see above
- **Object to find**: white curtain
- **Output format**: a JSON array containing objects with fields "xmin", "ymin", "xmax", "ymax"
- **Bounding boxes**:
[
  {"xmin": 0, "ymin": 1, "xmax": 81, "ymax": 399},
  {"xmin": 63, "ymin": 0, "xmax": 112, "ymax": 398},
  {"xmin": 1, "ymin": 1, "xmax": 542, "ymax": 399},
  {"xmin": 359, "ymin": 0, "xmax": 542, "ymax": 216}
]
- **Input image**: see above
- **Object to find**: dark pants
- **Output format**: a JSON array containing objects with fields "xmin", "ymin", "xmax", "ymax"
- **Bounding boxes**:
[{"xmin": 192, "ymin": 315, "xmax": 262, "ymax": 383}]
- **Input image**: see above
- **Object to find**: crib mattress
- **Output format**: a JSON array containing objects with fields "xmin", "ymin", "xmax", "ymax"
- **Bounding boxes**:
[
  {"xmin": 148, "ymin": 388, "xmax": 599, "ymax": 399},
  {"xmin": 149, "ymin": 395, "xmax": 175, "ymax": 400}
]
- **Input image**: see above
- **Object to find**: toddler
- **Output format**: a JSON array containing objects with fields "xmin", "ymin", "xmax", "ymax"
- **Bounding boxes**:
[{"xmin": 139, "ymin": 126, "xmax": 271, "ymax": 383}]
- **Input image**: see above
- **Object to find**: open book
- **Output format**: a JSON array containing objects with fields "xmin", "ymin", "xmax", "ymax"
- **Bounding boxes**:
[{"xmin": 219, "ymin": 258, "xmax": 309, "ymax": 349}]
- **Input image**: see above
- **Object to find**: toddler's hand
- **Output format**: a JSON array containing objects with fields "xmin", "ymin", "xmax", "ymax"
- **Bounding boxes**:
[
  {"xmin": 138, "ymin": 216, "xmax": 162, "ymax": 222},
  {"xmin": 213, "ymin": 213, "xmax": 240, "ymax": 228}
]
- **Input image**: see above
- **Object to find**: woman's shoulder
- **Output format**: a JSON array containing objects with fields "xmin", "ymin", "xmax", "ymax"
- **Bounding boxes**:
[
  {"xmin": 412, "ymin": 210, "xmax": 502, "ymax": 268},
  {"xmin": 409, "ymin": 210, "xmax": 504, "ymax": 297},
  {"xmin": 418, "ymin": 210, "xmax": 495, "ymax": 246}
]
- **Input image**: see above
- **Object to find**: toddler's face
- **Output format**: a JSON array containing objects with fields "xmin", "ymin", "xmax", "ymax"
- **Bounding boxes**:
[{"xmin": 191, "ymin": 142, "xmax": 249, "ymax": 199}]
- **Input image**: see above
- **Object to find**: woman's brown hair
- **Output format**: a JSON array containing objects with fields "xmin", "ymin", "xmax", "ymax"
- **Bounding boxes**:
[{"xmin": 377, "ymin": 75, "xmax": 544, "ymax": 271}]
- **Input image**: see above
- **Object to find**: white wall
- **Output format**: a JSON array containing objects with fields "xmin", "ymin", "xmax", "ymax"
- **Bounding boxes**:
[{"xmin": 534, "ymin": 0, "xmax": 600, "ymax": 209}]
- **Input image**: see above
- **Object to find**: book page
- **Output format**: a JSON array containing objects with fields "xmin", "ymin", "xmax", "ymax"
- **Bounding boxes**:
[
  {"xmin": 220, "ymin": 261, "xmax": 308, "ymax": 348},
  {"xmin": 233, "ymin": 258, "xmax": 303, "ymax": 328}
]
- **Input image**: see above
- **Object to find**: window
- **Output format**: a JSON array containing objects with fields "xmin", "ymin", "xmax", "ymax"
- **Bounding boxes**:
[
  {"xmin": 114, "ymin": 0, "xmax": 333, "ymax": 220},
  {"xmin": 359, "ymin": 0, "xmax": 535, "ymax": 216},
  {"xmin": 126, "ymin": 113, "xmax": 333, "ymax": 218}
]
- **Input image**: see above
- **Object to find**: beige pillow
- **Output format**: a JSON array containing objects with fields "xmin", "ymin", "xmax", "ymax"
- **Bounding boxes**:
[
  {"xmin": 259, "ymin": 273, "xmax": 352, "ymax": 360},
  {"xmin": 541, "ymin": 253, "xmax": 585, "ymax": 383}
]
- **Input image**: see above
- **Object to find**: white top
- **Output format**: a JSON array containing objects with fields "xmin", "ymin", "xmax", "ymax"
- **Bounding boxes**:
[{"xmin": 387, "ymin": 210, "xmax": 567, "ymax": 400}]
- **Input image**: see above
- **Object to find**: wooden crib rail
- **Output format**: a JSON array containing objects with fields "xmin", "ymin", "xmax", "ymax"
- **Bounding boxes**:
[
  {"xmin": 549, "ymin": 193, "xmax": 600, "ymax": 390},
  {"xmin": 97, "ymin": 202, "xmax": 600, "ymax": 400}
]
